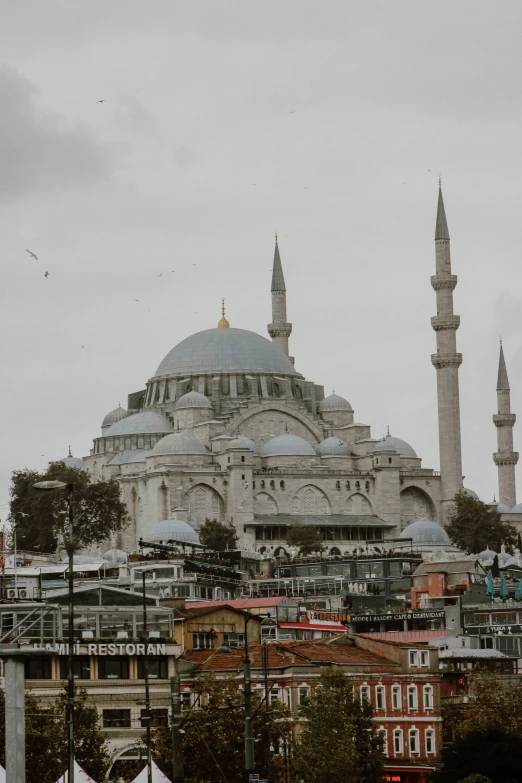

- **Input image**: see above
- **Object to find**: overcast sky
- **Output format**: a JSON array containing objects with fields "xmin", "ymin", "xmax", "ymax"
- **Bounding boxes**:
[{"xmin": 1, "ymin": 0, "xmax": 522, "ymax": 518}]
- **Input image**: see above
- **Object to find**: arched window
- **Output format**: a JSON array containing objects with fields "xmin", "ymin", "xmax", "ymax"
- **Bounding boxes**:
[
  {"xmin": 423, "ymin": 685, "xmax": 434, "ymax": 709},
  {"xmin": 375, "ymin": 685, "xmax": 386, "ymax": 710},
  {"xmin": 391, "ymin": 684, "xmax": 401, "ymax": 710},
  {"xmin": 425, "ymin": 728, "xmax": 436, "ymax": 754},
  {"xmin": 393, "ymin": 728, "xmax": 403, "ymax": 755},
  {"xmin": 291, "ymin": 496, "xmax": 299, "ymax": 513},
  {"xmin": 408, "ymin": 728, "xmax": 419, "ymax": 754},
  {"xmin": 270, "ymin": 480, "xmax": 275, "ymax": 490},
  {"xmin": 365, "ymin": 480, "xmax": 370, "ymax": 491},
  {"xmin": 280, "ymin": 480, "xmax": 285, "ymax": 490},
  {"xmin": 345, "ymin": 481, "xmax": 351, "ymax": 490},
  {"xmin": 260, "ymin": 480, "xmax": 265, "ymax": 489},
  {"xmin": 304, "ymin": 489, "xmax": 316, "ymax": 514},
  {"xmin": 407, "ymin": 685, "xmax": 418, "ymax": 710},
  {"xmin": 335, "ymin": 481, "xmax": 341, "ymax": 490},
  {"xmin": 355, "ymin": 480, "xmax": 360, "ymax": 490}
]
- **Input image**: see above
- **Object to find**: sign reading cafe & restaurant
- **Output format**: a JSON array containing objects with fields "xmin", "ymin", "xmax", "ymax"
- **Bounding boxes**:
[{"xmin": 33, "ymin": 642, "xmax": 167, "ymax": 656}]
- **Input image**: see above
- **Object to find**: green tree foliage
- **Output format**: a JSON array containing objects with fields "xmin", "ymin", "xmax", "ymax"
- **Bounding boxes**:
[
  {"xmin": 198, "ymin": 518, "xmax": 238, "ymax": 551},
  {"xmin": 9, "ymin": 462, "xmax": 130, "ymax": 553},
  {"xmin": 293, "ymin": 671, "xmax": 384, "ymax": 783},
  {"xmin": 446, "ymin": 492, "xmax": 516, "ymax": 555},
  {"xmin": 432, "ymin": 729, "xmax": 522, "ymax": 783},
  {"xmin": 0, "ymin": 687, "xmax": 111, "ymax": 783},
  {"xmin": 456, "ymin": 776, "xmax": 493, "ymax": 783},
  {"xmin": 286, "ymin": 523, "xmax": 325, "ymax": 556},
  {"xmin": 153, "ymin": 675, "xmax": 291, "ymax": 783}
]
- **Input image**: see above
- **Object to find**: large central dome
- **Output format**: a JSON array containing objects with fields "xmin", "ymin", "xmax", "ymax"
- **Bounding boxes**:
[{"xmin": 155, "ymin": 328, "xmax": 298, "ymax": 378}]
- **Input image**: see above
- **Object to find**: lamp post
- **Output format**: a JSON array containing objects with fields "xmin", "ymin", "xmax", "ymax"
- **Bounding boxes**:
[
  {"xmin": 34, "ymin": 480, "xmax": 74, "ymax": 783},
  {"xmin": 243, "ymin": 612, "xmax": 269, "ymax": 783}
]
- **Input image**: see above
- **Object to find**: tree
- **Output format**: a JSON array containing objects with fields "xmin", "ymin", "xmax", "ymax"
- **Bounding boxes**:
[
  {"xmin": 446, "ymin": 492, "xmax": 516, "ymax": 555},
  {"xmin": 198, "ymin": 518, "xmax": 238, "ymax": 551},
  {"xmin": 286, "ymin": 523, "xmax": 325, "ymax": 556},
  {"xmin": 432, "ymin": 729, "xmax": 522, "ymax": 783},
  {"xmin": 294, "ymin": 671, "xmax": 384, "ymax": 783},
  {"xmin": 0, "ymin": 687, "xmax": 111, "ymax": 783},
  {"xmin": 153, "ymin": 675, "xmax": 291, "ymax": 783},
  {"xmin": 456, "ymin": 776, "xmax": 493, "ymax": 783},
  {"xmin": 9, "ymin": 461, "xmax": 130, "ymax": 553}
]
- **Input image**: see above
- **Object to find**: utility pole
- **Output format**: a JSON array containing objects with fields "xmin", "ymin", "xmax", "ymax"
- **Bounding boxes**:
[
  {"xmin": 244, "ymin": 615, "xmax": 255, "ymax": 783},
  {"xmin": 262, "ymin": 642, "xmax": 270, "ymax": 780},
  {"xmin": 142, "ymin": 571, "xmax": 152, "ymax": 783},
  {"xmin": 170, "ymin": 663, "xmax": 184, "ymax": 783}
]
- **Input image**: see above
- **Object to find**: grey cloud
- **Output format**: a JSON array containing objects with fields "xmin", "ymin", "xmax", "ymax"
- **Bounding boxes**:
[{"xmin": 0, "ymin": 66, "xmax": 108, "ymax": 200}]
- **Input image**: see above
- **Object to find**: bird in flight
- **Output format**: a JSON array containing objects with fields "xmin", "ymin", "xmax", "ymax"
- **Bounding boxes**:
[
  {"xmin": 26, "ymin": 249, "xmax": 38, "ymax": 260},
  {"xmin": 134, "ymin": 299, "xmax": 140, "ymax": 302},
  {"xmin": 44, "ymin": 271, "xmax": 50, "ymax": 278},
  {"xmin": 289, "ymin": 110, "xmax": 295, "ymax": 114},
  {"xmin": 97, "ymin": 100, "xmax": 106, "ymax": 104},
  {"xmin": 158, "ymin": 273, "xmax": 163, "ymax": 277}
]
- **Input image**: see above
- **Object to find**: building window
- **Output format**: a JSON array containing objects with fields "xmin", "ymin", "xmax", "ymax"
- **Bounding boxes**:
[
  {"xmin": 137, "ymin": 658, "xmax": 168, "ymax": 679},
  {"xmin": 423, "ymin": 684, "xmax": 434, "ymax": 709},
  {"xmin": 270, "ymin": 688, "xmax": 281, "ymax": 705},
  {"xmin": 298, "ymin": 686, "xmax": 310, "ymax": 704},
  {"xmin": 408, "ymin": 685, "xmax": 418, "ymax": 710},
  {"xmin": 378, "ymin": 727, "xmax": 388, "ymax": 756},
  {"xmin": 193, "ymin": 633, "xmax": 213, "ymax": 649},
  {"xmin": 375, "ymin": 685, "xmax": 386, "ymax": 710},
  {"xmin": 181, "ymin": 692, "xmax": 192, "ymax": 710},
  {"xmin": 98, "ymin": 657, "xmax": 130, "ymax": 680},
  {"xmin": 140, "ymin": 708, "xmax": 169, "ymax": 728},
  {"xmin": 425, "ymin": 728, "xmax": 436, "ymax": 754},
  {"xmin": 25, "ymin": 657, "xmax": 52, "ymax": 680},
  {"xmin": 391, "ymin": 684, "xmax": 401, "ymax": 710},
  {"xmin": 223, "ymin": 633, "xmax": 245, "ymax": 647},
  {"xmin": 420, "ymin": 650, "xmax": 429, "ymax": 667},
  {"xmin": 59, "ymin": 657, "xmax": 90, "ymax": 680},
  {"xmin": 393, "ymin": 728, "xmax": 403, "ymax": 754},
  {"xmin": 360, "ymin": 684, "xmax": 371, "ymax": 702},
  {"xmin": 103, "ymin": 709, "xmax": 131, "ymax": 728},
  {"xmin": 409, "ymin": 728, "xmax": 420, "ymax": 754},
  {"xmin": 409, "ymin": 650, "xmax": 419, "ymax": 667}
]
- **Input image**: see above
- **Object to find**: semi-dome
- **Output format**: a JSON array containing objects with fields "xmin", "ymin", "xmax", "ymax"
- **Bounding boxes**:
[
  {"xmin": 318, "ymin": 393, "xmax": 353, "ymax": 412},
  {"xmin": 108, "ymin": 450, "xmax": 151, "ymax": 465},
  {"xmin": 316, "ymin": 437, "xmax": 352, "ymax": 457},
  {"xmin": 399, "ymin": 519, "xmax": 450, "ymax": 546},
  {"xmin": 462, "ymin": 488, "xmax": 479, "ymax": 500},
  {"xmin": 148, "ymin": 519, "xmax": 200, "ymax": 545},
  {"xmin": 102, "ymin": 405, "xmax": 129, "ymax": 428},
  {"xmin": 260, "ymin": 434, "xmax": 316, "ymax": 458},
  {"xmin": 372, "ymin": 433, "xmax": 417, "ymax": 458},
  {"xmin": 227, "ymin": 435, "xmax": 256, "ymax": 452},
  {"xmin": 105, "ymin": 410, "xmax": 171, "ymax": 437},
  {"xmin": 151, "ymin": 432, "xmax": 208, "ymax": 456},
  {"xmin": 59, "ymin": 448, "xmax": 83, "ymax": 470},
  {"xmin": 154, "ymin": 328, "xmax": 297, "ymax": 378},
  {"xmin": 511, "ymin": 503, "xmax": 522, "ymax": 513},
  {"xmin": 174, "ymin": 391, "xmax": 212, "ymax": 410}
]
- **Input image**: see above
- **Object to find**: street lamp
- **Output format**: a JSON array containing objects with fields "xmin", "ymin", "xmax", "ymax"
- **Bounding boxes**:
[
  {"xmin": 34, "ymin": 480, "xmax": 75, "ymax": 783},
  {"xmin": 243, "ymin": 612, "xmax": 269, "ymax": 783}
]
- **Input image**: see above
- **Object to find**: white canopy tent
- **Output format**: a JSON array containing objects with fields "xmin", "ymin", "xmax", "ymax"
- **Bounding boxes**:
[
  {"xmin": 55, "ymin": 760, "xmax": 97, "ymax": 783},
  {"xmin": 131, "ymin": 761, "xmax": 172, "ymax": 783},
  {"xmin": 0, "ymin": 763, "xmax": 5, "ymax": 783}
]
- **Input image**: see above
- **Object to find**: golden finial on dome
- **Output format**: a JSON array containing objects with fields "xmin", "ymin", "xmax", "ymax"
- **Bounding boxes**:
[{"xmin": 218, "ymin": 298, "xmax": 230, "ymax": 329}]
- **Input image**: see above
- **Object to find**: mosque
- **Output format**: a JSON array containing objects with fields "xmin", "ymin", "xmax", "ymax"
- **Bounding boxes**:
[{"xmin": 74, "ymin": 185, "xmax": 520, "ymax": 555}]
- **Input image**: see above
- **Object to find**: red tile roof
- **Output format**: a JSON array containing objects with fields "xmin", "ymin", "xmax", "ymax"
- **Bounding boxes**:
[{"xmin": 186, "ymin": 597, "xmax": 290, "ymax": 609}]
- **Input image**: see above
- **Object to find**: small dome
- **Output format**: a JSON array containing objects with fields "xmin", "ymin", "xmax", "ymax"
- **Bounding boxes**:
[
  {"xmin": 102, "ymin": 405, "xmax": 129, "ymax": 428},
  {"xmin": 316, "ymin": 437, "xmax": 352, "ymax": 457},
  {"xmin": 488, "ymin": 500, "xmax": 511, "ymax": 514},
  {"xmin": 511, "ymin": 503, "xmax": 522, "ymax": 513},
  {"xmin": 462, "ymin": 488, "xmax": 479, "ymax": 500},
  {"xmin": 372, "ymin": 433, "xmax": 417, "ymax": 458},
  {"xmin": 60, "ymin": 452, "xmax": 83, "ymax": 469},
  {"xmin": 260, "ymin": 434, "xmax": 316, "ymax": 457},
  {"xmin": 148, "ymin": 519, "xmax": 200, "ymax": 545},
  {"xmin": 502, "ymin": 555, "xmax": 518, "ymax": 568},
  {"xmin": 103, "ymin": 548, "xmax": 128, "ymax": 563},
  {"xmin": 108, "ymin": 450, "xmax": 151, "ymax": 465},
  {"xmin": 227, "ymin": 435, "xmax": 256, "ymax": 452},
  {"xmin": 399, "ymin": 519, "xmax": 450, "ymax": 545},
  {"xmin": 174, "ymin": 391, "xmax": 212, "ymax": 410},
  {"xmin": 478, "ymin": 548, "xmax": 497, "ymax": 561},
  {"xmin": 151, "ymin": 432, "xmax": 208, "ymax": 456},
  {"xmin": 318, "ymin": 393, "xmax": 353, "ymax": 413},
  {"xmin": 105, "ymin": 410, "xmax": 171, "ymax": 437}
]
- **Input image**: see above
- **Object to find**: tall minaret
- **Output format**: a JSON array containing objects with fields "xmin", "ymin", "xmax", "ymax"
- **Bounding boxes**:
[
  {"xmin": 268, "ymin": 234, "xmax": 293, "ymax": 362},
  {"xmin": 431, "ymin": 181, "xmax": 463, "ymax": 520},
  {"xmin": 493, "ymin": 341, "xmax": 518, "ymax": 510}
]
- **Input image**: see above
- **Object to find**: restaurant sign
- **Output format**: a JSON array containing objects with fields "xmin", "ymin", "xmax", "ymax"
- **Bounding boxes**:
[
  {"xmin": 352, "ymin": 610, "xmax": 445, "ymax": 624},
  {"xmin": 33, "ymin": 642, "xmax": 167, "ymax": 656}
]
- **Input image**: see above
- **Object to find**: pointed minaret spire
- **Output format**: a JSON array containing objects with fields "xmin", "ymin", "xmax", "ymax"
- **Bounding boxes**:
[
  {"xmin": 493, "ymin": 340, "xmax": 518, "ymax": 509},
  {"xmin": 431, "ymin": 182, "xmax": 464, "ymax": 520},
  {"xmin": 497, "ymin": 340, "xmax": 510, "ymax": 391},
  {"xmin": 268, "ymin": 234, "xmax": 293, "ymax": 363},
  {"xmin": 435, "ymin": 179, "xmax": 450, "ymax": 240},
  {"xmin": 68, "ymin": 445, "xmax": 72, "ymax": 457}
]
